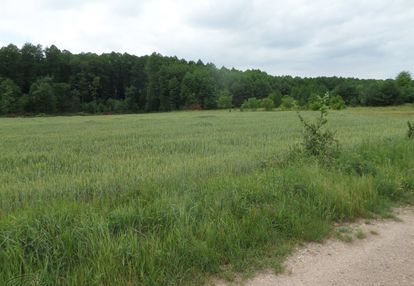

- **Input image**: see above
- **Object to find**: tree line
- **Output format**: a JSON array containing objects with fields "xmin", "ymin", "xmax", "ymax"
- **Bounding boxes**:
[{"xmin": 0, "ymin": 43, "xmax": 413, "ymax": 115}]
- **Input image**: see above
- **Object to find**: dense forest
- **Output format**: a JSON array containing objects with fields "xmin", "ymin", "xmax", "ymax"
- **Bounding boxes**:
[{"xmin": 0, "ymin": 43, "xmax": 413, "ymax": 115}]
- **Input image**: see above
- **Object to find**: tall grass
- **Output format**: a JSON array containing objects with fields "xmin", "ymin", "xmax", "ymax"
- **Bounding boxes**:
[{"xmin": 0, "ymin": 106, "xmax": 413, "ymax": 285}]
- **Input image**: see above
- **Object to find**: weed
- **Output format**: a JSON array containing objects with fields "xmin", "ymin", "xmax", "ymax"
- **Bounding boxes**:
[
  {"xmin": 337, "ymin": 226, "xmax": 352, "ymax": 234},
  {"xmin": 408, "ymin": 121, "xmax": 414, "ymax": 139},
  {"xmin": 335, "ymin": 227, "xmax": 357, "ymax": 243},
  {"xmin": 355, "ymin": 229, "xmax": 367, "ymax": 239},
  {"xmin": 297, "ymin": 94, "xmax": 339, "ymax": 164},
  {"xmin": 336, "ymin": 233, "xmax": 354, "ymax": 243},
  {"xmin": 339, "ymin": 154, "xmax": 377, "ymax": 176}
]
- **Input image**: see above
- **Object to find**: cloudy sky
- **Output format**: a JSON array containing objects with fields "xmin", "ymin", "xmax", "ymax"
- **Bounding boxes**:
[{"xmin": 1, "ymin": 0, "xmax": 413, "ymax": 79}]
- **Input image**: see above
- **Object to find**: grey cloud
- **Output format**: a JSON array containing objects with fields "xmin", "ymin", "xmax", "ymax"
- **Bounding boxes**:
[
  {"xmin": 0, "ymin": 0, "xmax": 413, "ymax": 79},
  {"xmin": 187, "ymin": 1, "xmax": 253, "ymax": 30}
]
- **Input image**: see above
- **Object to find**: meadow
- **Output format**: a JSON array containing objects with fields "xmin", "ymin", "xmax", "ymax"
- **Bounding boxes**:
[{"xmin": 1, "ymin": 106, "xmax": 414, "ymax": 285}]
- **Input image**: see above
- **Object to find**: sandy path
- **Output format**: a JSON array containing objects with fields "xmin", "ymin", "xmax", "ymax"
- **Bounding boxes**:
[{"xmin": 219, "ymin": 208, "xmax": 414, "ymax": 286}]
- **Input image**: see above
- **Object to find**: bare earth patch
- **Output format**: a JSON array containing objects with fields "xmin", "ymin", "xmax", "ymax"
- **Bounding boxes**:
[{"xmin": 217, "ymin": 208, "xmax": 414, "ymax": 286}]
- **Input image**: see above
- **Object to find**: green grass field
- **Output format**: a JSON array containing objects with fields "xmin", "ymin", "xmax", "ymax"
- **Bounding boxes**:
[{"xmin": 1, "ymin": 106, "xmax": 414, "ymax": 285}]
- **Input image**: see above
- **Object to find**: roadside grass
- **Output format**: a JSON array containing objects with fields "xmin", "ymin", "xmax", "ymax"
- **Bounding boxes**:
[{"xmin": 0, "ymin": 107, "xmax": 413, "ymax": 285}]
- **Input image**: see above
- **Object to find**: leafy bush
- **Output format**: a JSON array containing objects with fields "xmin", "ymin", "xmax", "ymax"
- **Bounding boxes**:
[
  {"xmin": 0, "ymin": 77, "xmax": 23, "ymax": 114},
  {"xmin": 309, "ymin": 92, "xmax": 346, "ymax": 111},
  {"xmin": 27, "ymin": 77, "xmax": 57, "ymax": 114},
  {"xmin": 261, "ymin": 97, "xmax": 274, "ymax": 111},
  {"xmin": 268, "ymin": 91, "xmax": 283, "ymax": 108},
  {"xmin": 362, "ymin": 80, "xmax": 401, "ymax": 106},
  {"xmin": 280, "ymin": 96, "xmax": 297, "ymax": 110},
  {"xmin": 408, "ymin": 121, "xmax": 414, "ymax": 139},
  {"xmin": 113, "ymin": 100, "xmax": 128, "ymax": 114},
  {"xmin": 308, "ymin": 94, "xmax": 323, "ymax": 111},
  {"xmin": 217, "ymin": 90, "xmax": 233, "ymax": 110},
  {"xmin": 105, "ymin": 99, "xmax": 128, "ymax": 114},
  {"xmin": 82, "ymin": 101, "xmax": 98, "ymax": 114},
  {"xmin": 240, "ymin": 97, "xmax": 261, "ymax": 111},
  {"xmin": 329, "ymin": 95, "xmax": 346, "ymax": 110}
]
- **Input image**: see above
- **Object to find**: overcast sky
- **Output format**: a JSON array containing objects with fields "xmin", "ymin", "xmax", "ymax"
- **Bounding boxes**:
[{"xmin": 1, "ymin": 0, "xmax": 413, "ymax": 79}]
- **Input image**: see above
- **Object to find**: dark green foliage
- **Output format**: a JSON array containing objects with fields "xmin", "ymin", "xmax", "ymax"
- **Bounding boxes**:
[
  {"xmin": 408, "ymin": 121, "xmax": 414, "ymax": 139},
  {"xmin": 54, "ymin": 83, "xmax": 80, "ymax": 113},
  {"xmin": 217, "ymin": 89, "xmax": 233, "ymax": 110},
  {"xmin": 362, "ymin": 80, "xmax": 401, "ymax": 106},
  {"xmin": 124, "ymin": 85, "xmax": 140, "ymax": 112},
  {"xmin": 0, "ymin": 42, "xmax": 413, "ymax": 115},
  {"xmin": 396, "ymin": 71, "xmax": 412, "ymax": 87},
  {"xmin": 28, "ymin": 77, "xmax": 57, "ymax": 113},
  {"xmin": 20, "ymin": 43, "xmax": 45, "ymax": 93},
  {"xmin": 333, "ymin": 82, "xmax": 360, "ymax": 104},
  {"xmin": 0, "ymin": 77, "xmax": 23, "ymax": 114},
  {"xmin": 396, "ymin": 71, "xmax": 414, "ymax": 103},
  {"xmin": 106, "ymin": 98, "xmax": 128, "ymax": 114},
  {"xmin": 0, "ymin": 44, "xmax": 22, "ymax": 86},
  {"xmin": 268, "ymin": 90, "xmax": 283, "ymax": 108}
]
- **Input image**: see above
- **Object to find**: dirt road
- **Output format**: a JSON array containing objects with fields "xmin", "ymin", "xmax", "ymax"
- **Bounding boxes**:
[{"xmin": 220, "ymin": 208, "xmax": 414, "ymax": 286}]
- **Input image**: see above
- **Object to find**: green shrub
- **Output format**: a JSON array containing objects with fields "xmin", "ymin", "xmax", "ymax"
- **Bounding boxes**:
[
  {"xmin": 297, "ymin": 95, "xmax": 339, "ymax": 163},
  {"xmin": 106, "ymin": 99, "xmax": 128, "ymax": 114},
  {"xmin": 375, "ymin": 178, "xmax": 403, "ymax": 201},
  {"xmin": 280, "ymin": 96, "xmax": 297, "ymax": 110},
  {"xmin": 82, "ymin": 101, "xmax": 98, "ymax": 114},
  {"xmin": 241, "ymin": 98, "xmax": 261, "ymax": 111},
  {"xmin": 261, "ymin": 97, "xmax": 274, "ymax": 111},
  {"xmin": 268, "ymin": 91, "xmax": 282, "ymax": 108},
  {"xmin": 308, "ymin": 95, "xmax": 323, "ymax": 111},
  {"xmin": 217, "ymin": 90, "xmax": 233, "ymax": 110},
  {"xmin": 309, "ymin": 92, "xmax": 346, "ymax": 111},
  {"xmin": 329, "ymin": 95, "xmax": 346, "ymax": 110}
]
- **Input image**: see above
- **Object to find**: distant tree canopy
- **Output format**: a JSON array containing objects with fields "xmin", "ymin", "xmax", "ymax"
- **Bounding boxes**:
[{"xmin": 0, "ymin": 43, "xmax": 413, "ymax": 115}]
